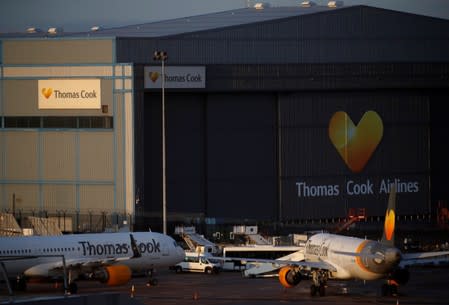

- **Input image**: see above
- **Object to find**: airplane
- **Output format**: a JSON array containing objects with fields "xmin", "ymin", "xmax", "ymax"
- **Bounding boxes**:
[
  {"xmin": 0, "ymin": 231, "xmax": 185, "ymax": 294},
  {"xmin": 230, "ymin": 184, "xmax": 449, "ymax": 297}
]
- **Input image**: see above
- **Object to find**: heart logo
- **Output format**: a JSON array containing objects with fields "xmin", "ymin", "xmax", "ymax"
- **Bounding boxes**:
[
  {"xmin": 384, "ymin": 209, "xmax": 395, "ymax": 241},
  {"xmin": 149, "ymin": 71, "xmax": 159, "ymax": 83},
  {"xmin": 328, "ymin": 111, "xmax": 383, "ymax": 173},
  {"xmin": 41, "ymin": 87, "xmax": 53, "ymax": 99}
]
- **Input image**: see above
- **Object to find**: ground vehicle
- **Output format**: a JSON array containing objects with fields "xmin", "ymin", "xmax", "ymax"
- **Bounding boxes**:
[{"xmin": 172, "ymin": 253, "xmax": 221, "ymax": 274}]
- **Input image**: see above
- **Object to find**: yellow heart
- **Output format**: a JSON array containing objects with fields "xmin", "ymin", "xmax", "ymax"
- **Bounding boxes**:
[
  {"xmin": 41, "ymin": 87, "xmax": 53, "ymax": 99},
  {"xmin": 149, "ymin": 71, "xmax": 159, "ymax": 82},
  {"xmin": 328, "ymin": 111, "xmax": 383, "ymax": 173},
  {"xmin": 384, "ymin": 209, "xmax": 395, "ymax": 241}
]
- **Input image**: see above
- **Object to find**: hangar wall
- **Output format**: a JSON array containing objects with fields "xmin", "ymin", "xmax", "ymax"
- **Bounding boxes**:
[
  {"xmin": 139, "ymin": 86, "xmax": 437, "ymax": 225},
  {"xmin": 279, "ymin": 90, "xmax": 430, "ymax": 220},
  {"xmin": 0, "ymin": 39, "xmax": 135, "ymax": 231}
]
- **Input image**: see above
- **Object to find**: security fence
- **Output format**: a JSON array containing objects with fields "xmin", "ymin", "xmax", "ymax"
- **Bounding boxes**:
[{"xmin": 0, "ymin": 209, "xmax": 133, "ymax": 235}]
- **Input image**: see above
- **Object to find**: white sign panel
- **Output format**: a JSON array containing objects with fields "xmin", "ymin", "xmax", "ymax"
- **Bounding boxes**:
[
  {"xmin": 144, "ymin": 66, "xmax": 205, "ymax": 89},
  {"xmin": 38, "ymin": 79, "xmax": 101, "ymax": 109}
]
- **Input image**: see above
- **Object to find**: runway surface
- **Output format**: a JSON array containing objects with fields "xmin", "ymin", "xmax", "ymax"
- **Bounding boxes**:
[{"xmin": 1, "ymin": 266, "xmax": 448, "ymax": 305}]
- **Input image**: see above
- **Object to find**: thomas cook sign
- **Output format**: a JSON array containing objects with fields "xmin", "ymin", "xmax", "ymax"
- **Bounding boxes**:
[
  {"xmin": 144, "ymin": 66, "xmax": 205, "ymax": 89},
  {"xmin": 38, "ymin": 79, "xmax": 101, "ymax": 109}
]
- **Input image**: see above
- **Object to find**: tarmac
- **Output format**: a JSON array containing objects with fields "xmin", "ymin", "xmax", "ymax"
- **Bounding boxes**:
[{"xmin": 1, "ymin": 266, "xmax": 448, "ymax": 305}]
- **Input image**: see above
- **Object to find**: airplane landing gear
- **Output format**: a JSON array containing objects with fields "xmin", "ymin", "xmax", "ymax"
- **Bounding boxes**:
[
  {"xmin": 381, "ymin": 282, "xmax": 398, "ymax": 297},
  {"xmin": 67, "ymin": 282, "xmax": 78, "ymax": 294},
  {"xmin": 146, "ymin": 269, "xmax": 158, "ymax": 286},
  {"xmin": 10, "ymin": 276, "xmax": 27, "ymax": 292},
  {"xmin": 310, "ymin": 270, "xmax": 328, "ymax": 297}
]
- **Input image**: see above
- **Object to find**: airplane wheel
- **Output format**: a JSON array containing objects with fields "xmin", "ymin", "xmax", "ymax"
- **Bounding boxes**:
[
  {"xmin": 175, "ymin": 266, "xmax": 182, "ymax": 274},
  {"xmin": 310, "ymin": 285, "xmax": 317, "ymax": 297},
  {"xmin": 148, "ymin": 278, "xmax": 158, "ymax": 286},
  {"xmin": 319, "ymin": 284, "xmax": 326, "ymax": 297}
]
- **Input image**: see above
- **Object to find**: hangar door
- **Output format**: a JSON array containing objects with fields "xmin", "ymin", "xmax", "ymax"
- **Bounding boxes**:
[
  {"xmin": 206, "ymin": 93, "xmax": 277, "ymax": 221},
  {"xmin": 143, "ymin": 92, "xmax": 278, "ymax": 223}
]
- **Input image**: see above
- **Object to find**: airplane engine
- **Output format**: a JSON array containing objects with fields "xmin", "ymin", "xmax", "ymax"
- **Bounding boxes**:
[
  {"xmin": 94, "ymin": 265, "xmax": 132, "ymax": 286},
  {"xmin": 278, "ymin": 266, "xmax": 302, "ymax": 288},
  {"xmin": 390, "ymin": 267, "xmax": 410, "ymax": 285}
]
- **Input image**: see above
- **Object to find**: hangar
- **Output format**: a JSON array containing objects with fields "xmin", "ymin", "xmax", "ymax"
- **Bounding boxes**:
[{"xmin": 1, "ymin": 4, "xmax": 449, "ymax": 232}]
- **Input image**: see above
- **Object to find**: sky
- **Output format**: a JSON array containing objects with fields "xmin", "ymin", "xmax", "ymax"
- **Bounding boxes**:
[{"xmin": 1, "ymin": 0, "xmax": 449, "ymax": 33}]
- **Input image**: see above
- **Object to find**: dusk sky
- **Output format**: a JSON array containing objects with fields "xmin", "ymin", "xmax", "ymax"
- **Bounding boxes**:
[{"xmin": 1, "ymin": 0, "xmax": 449, "ymax": 33}]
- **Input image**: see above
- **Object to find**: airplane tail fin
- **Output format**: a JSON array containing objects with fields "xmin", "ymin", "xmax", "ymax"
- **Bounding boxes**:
[{"xmin": 381, "ymin": 184, "xmax": 397, "ymax": 247}]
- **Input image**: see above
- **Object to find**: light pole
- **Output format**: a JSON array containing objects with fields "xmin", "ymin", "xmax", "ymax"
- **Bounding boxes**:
[{"xmin": 153, "ymin": 50, "xmax": 168, "ymax": 234}]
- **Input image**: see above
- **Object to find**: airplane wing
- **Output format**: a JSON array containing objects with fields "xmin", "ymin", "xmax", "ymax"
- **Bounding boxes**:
[
  {"xmin": 216, "ymin": 256, "xmax": 337, "ymax": 272},
  {"xmin": 399, "ymin": 250, "xmax": 449, "ymax": 268}
]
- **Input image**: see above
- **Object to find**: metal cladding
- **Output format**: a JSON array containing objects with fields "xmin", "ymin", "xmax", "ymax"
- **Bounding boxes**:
[
  {"xmin": 132, "ymin": 6, "xmax": 449, "ymax": 224},
  {"xmin": 279, "ymin": 92, "xmax": 430, "ymax": 219}
]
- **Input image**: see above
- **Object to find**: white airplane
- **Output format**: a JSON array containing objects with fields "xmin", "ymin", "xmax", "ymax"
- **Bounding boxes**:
[
  {"xmin": 0, "ymin": 231, "xmax": 185, "ymax": 294},
  {"xmin": 236, "ymin": 185, "xmax": 449, "ymax": 297}
]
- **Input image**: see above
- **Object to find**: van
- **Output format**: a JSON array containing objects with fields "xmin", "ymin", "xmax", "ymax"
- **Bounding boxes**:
[{"xmin": 171, "ymin": 254, "xmax": 221, "ymax": 274}]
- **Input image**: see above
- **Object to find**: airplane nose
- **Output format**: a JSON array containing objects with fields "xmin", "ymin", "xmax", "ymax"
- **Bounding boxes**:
[
  {"xmin": 385, "ymin": 248, "xmax": 402, "ymax": 265},
  {"xmin": 177, "ymin": 247, "xmax": 186, "ymax": 261}
]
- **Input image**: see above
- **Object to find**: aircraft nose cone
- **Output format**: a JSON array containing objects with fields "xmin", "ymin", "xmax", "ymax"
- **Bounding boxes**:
[
  {"xmin": 385, "ymin": 248, "xmax": 402, "ymax": 265},
  {"xmin": 177, "ymin": 247, "xmax": 186, "ymax": 261}
]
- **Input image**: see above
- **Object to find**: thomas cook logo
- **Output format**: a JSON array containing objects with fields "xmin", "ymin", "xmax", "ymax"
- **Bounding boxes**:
[
  {"xmin": 41, "ymin": 88, "xmax": 53, "ymax": 99},
  {"xmin": 149, "ymin": 71, "xmax": 159, "ymax": 83},
  {"xmin": 328, "ymin": 111, "xmax": 383, "ymax": 173}
]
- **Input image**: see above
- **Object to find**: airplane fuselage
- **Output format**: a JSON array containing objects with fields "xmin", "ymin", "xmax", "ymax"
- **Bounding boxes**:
[
  {"xmin": 0, "ymin": 232, "xmax": 185, "ymax": 278},
  {"xmin": 304, "ymin": 233, "xmax": 401, "ymax": 281}
]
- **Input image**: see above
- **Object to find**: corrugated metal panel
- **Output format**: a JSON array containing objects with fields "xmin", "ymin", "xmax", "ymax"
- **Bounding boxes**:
[
  {"xmin": 429, "ymin": 92, "xmax": 449, "ymax": 208},
  {"xmin": 4, "ymin": 66, "xmax": 114, "ymax": 78},
  {"xmin": 42, "ymin": 184, "xmax": 76, "ymax": 211},
  {"xmin": 79, "ymin": 185, "xmax": 114, "ymax": 212},
  {"xmin": 3, "ymin": 184, "xmax": 39, "ymax": 211},
  {"xmin": 206, "ymin": 93, "xmax": 277, "ymax": 220},
  {"xmin": 144, "ymin": 93, "xmax": 205, "ymax": 215},
  {"xmin": 116, "ymin": 6, "xmax": 449, "ymax": 64},
  {"xmin": 42, "ymin": 132, "xmax": 76, "ymax": 180},
  {"xmin": 75, "ymin": 6, "xmax": 335, "ymax": 38},
  {"xmin": 279, "ymin": 90, "xmax": 431, "ymax": 219},
  {"xmin": 203, "ymin": 63, "xmax": 449, "ymax": 92},
  {"xmin": 79, "ymin": 132, "xmax": 114, "ymax": 181},
  {"xmin": 2, "ymin": 40, "xmax": 114, "ymax": 65},
  {"xmin": 5, "ymin": 132, "xmax": 39, "ymax": 180},
  {"xmin": 3, "ymin": 80, "xmax": 36, "ymax": 115}
]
